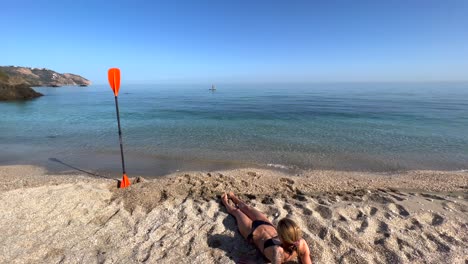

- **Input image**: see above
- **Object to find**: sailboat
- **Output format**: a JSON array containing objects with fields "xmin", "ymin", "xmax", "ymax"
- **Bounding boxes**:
[{"xmin": 209, "ymin": 84, "xmax": 216, "ymax": 91}]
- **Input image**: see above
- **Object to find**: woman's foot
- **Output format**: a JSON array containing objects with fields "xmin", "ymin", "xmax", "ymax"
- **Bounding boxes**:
[
  {"xmin": 228, "ymin": 192, "xmax": 242, "ymax": 205},
  {"xmin": 221, "ymin": 192, "xmax": 238, "ymax": 214}
]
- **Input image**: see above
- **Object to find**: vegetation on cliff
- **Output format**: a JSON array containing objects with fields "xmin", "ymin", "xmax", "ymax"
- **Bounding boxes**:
[
  {"xmin": 0, "ymin": 70, "xmax": 43, "ymax": 100},
  {"xmin": 0, "ymin": 66, "xmax": 91, "ymax": 87},
  {"xmin": 0, "ymin": 66, "xmax": 91, "ymax": 101}
]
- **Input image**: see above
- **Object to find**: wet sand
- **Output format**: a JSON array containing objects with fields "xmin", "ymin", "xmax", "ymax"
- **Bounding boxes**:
[{"xmin": 0, "ymin": 165, "xmax": 467, "ymax": 263}]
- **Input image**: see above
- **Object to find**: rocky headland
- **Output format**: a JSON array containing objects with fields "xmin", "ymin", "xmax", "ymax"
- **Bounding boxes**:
[
  {"xmin": 0, "ymin": 66, "xmax": 91, "ymax": 87},
  {"xmin": 0, "ymin": 66, "xmax": 90, "ymax": 101},
  {"xmin": 0, "ymin": 82, "xmax": 43, "ymax": 101}
]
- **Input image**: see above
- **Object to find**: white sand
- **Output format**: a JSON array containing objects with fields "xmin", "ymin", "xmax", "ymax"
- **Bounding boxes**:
[{"xmin": 0, "ymin": 165, "xmax": 467, "ymax": 263}]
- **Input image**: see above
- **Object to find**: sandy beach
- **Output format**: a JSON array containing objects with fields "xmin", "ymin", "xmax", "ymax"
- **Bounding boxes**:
[{"xmin": 0, "ymin": 165, "xmax": 467, "ymax": 263}]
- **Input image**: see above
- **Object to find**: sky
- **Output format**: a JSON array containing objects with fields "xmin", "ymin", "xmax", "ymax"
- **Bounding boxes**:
[{"xmin": 1, "ymin": 0, "xmax": 468, "ymax": 84}]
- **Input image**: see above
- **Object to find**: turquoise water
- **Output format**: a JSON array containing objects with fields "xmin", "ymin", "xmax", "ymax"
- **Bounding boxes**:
[{"xmin": 1, "ymin": 83, "xmax": 467, "ymax": 176}]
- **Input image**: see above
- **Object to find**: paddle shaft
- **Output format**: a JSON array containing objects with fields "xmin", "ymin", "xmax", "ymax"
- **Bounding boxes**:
[{"xmin": 114, "ymin": 96, "xmax": 126, "ymax": 174}]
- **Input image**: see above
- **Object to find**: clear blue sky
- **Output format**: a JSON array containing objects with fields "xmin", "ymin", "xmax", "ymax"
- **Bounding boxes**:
[{"xmin": 2, "ymin": 0, "xmax": 468, "ymax": 84}]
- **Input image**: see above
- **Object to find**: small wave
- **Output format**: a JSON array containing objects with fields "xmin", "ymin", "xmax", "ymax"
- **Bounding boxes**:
[{"xmin": 267, "ymin": 163, "xmax": 292, "ymax": 170}]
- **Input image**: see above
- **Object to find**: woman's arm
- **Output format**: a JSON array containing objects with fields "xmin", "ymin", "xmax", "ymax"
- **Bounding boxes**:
[{"xmin": 298, "ymin": 239, "xmax": 313, "ymax": 264}]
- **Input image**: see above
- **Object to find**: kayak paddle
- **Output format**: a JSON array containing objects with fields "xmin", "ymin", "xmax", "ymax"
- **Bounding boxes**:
[{"xmin": 108, "ymin": 68, "xmax": 131, "ymax": 188}]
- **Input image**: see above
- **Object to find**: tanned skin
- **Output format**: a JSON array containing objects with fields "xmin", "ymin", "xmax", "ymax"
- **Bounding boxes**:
[{"xmin": 221, "ymin": 192, "xmax": 313, "ymax": 264}]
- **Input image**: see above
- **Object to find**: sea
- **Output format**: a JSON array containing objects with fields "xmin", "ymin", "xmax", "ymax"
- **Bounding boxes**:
[{"xmin": 1, "ymin": 82, "xmax": 467, "ymax": 177}]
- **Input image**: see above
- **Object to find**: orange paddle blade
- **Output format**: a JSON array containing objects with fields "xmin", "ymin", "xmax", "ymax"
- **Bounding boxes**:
[
  {"xmin": 108, "ymin": 68, "xmax": 121, "ymax": 96},
  {"xmin": 120, "ymin": 173, "xmax": 131, "ymax": 188}
]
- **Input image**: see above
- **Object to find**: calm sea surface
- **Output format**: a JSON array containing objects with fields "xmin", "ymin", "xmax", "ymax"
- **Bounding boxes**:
[{"xmin": 1, "ymin": 83, "xmax": 467, "ymax": 176}]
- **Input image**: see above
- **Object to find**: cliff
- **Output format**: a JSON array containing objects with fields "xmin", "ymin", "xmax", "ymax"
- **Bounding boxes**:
[
  {"xmin": 0, "ymin": 66, "xmax": 91, "ymax": 87},
  {"xmin": 0, "ymin": 69, "xmax": 31, "ymax": 101},
  {"xmin": 0, "ymin": 69, "xmax": 42, "ymax": 100},
  {"xmin": 0, "ymin": 81, "xmax": 43, "ymax": 101}
]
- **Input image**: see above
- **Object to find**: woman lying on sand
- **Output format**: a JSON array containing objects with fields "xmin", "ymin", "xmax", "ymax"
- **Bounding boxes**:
[{"xmin": 222, "ymin": 192, "xmax": 312, "ymax": 264}]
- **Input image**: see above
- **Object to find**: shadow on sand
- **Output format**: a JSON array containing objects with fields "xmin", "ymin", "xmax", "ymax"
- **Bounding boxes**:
[
  {"xmin": 207, "ymin": 204, "xmax": 262, "ymax": 263},
  {"xmin": 48, "ymin": 158, "xmax": 117, "ymax": 182}
]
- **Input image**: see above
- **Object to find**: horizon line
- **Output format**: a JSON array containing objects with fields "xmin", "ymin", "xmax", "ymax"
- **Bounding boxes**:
[{"xmin": 90, "ymin": 80, "xmax": 468, "ymax": 86}]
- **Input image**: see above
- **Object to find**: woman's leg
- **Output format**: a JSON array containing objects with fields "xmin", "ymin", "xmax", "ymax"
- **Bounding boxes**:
[
  {"xmin": 228, "ymin": 192, "xmax": 270, "ymax": 222},
  {"xmin": 221, "ymin": 193, "xmax": 252, "ymax": 239}
]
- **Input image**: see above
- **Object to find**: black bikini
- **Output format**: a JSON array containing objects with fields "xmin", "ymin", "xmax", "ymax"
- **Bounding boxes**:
[
  {"xmin": 247, "ymin": 220, "xmax": 280, "ymax": 250},
  {"xmin": 247, "ymin": 220, "xmax": 297, "ymax": 262}
]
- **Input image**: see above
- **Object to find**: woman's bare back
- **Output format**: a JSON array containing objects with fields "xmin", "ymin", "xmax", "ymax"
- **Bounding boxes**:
[{"xmin": 221, "ymin": 192, "xmax": 312, "ymax": 264}]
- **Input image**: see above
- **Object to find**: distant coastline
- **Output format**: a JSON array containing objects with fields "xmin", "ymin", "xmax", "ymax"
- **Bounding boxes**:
[
  {"xmin": 0, "ymin": 66, "xmax": 90, "ymax": 100},
  {"xmin": 0, "ymin": 66, "xmax": 91, "ymax": 87}
]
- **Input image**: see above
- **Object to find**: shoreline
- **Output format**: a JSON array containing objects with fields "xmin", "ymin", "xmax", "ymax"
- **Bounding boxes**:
[
  {"xmin": 1, "ymin": 165, "xmax": 467, "ymax": 263},
  {"xmin": 2, "ymin": 164, "xmax": 468, "ymax": 201},
  {"xmin": 2, "ymin": 146, "xmax": 468, "ymax": 179}
]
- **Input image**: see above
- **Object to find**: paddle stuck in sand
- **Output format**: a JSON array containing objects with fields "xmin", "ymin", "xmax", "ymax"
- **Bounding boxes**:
[{"xmin": 108, "ymin": 68, "xmax": 131, "ymax": 188}]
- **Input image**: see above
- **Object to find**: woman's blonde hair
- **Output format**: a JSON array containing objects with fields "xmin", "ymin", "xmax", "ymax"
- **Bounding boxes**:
[{"xmin": 277, "ymin": 218, "xmax": 302, "ymax": 253}]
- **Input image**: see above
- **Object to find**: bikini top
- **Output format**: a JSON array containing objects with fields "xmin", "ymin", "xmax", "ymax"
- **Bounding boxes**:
[
  {"xmin": 263, "ymin": 237, "xmax": 281, "ymax": 250},
  {"xmin": 248, "ymin": 220, "xmax": 295, "ymax": 256},
  {"xmin": 266, "ymin": 237, "xmax": 299, "ymax": 259}
]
